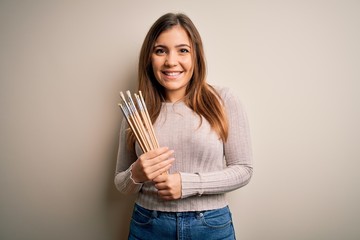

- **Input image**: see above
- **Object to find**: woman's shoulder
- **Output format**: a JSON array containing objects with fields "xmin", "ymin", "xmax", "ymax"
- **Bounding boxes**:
[
  {"xmin": 210, "ymin": 85, "xmax": 246, "ymax": 116},
  {"xmin": 211, "ymin": 85, "xmax": 238, "ymax": 102}
]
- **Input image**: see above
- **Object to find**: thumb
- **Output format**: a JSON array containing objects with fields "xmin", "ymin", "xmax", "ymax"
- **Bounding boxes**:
[{"xmin": 153, "ymin": 172, "xmax": 168, "ymax": 183}]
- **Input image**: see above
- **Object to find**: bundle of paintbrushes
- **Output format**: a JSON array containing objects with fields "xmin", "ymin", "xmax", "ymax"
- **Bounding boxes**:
[{"xmin": 118, "ymin": 91, "xmax": 159, "ymax": 153}]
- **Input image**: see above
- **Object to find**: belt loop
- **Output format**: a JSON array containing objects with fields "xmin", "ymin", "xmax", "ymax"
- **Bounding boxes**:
[{"xmin": 152, "ymin": 210, "xmax": 158, "ymax": 218}]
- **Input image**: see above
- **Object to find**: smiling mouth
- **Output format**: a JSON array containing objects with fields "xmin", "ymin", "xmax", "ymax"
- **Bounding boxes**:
[{"xmin": 162, "ymin": 71, "xmax": 182, "ymax": 76}]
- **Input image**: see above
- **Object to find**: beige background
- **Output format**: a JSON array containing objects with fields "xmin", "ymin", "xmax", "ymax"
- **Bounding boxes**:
[{"xmin": 1, "ymin": 0, "xmax": 359, "ymax": 239}]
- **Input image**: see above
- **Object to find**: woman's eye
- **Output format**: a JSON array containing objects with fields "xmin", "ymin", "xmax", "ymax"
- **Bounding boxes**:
[
  {"xmin": 180, "ymin": 48, "xmax": 190, "ymax": 53},
  {"xmin": 155, "ymin": 49, "xmax": 166, "ymax": 54}
]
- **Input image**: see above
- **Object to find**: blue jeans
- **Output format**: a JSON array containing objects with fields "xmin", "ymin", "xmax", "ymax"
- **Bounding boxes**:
[{"xmin": 128, "ymin": 204, "xmax": 236, "ymax": 240}]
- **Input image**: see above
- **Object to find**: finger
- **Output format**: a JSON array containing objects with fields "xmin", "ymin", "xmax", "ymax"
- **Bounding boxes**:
[
  {"xmin": 143, "ymin": 147, "xmax": 171, "ymax": 159},
  {"xmin": 147, "ymin": 157, "xmax": 174, "ymax": 175},
  {"xmin": 137, "ymin": 157, "xmax": 173, "ymax": 182},
  {"xmin": 147, "ymin": 161, "xmax": 173, "ymax": 180},
  {"xmin": 157, "ymin": 189, "xmax": 170, "ymax": 196},
  {"xmin": 153, "ymin": 173, "xmax": 167, "ymax": 183},
  {"xmin": 157, "ymin": 190, "xmax": 178, "ymax": 200},
  {"xmin": 137, "ymin": 147, "xmax": 169, "ymax": 163},
  {"xmin": 154, "ymin": 181, "xmax": 167, "ymax": 190},
  {"xmin": 149, "ymin": 150, "xmax": 174, "ymax": 165},
  {"xmin": 139, "ymin": 149, "xmax": 174, "ymax": 170}
]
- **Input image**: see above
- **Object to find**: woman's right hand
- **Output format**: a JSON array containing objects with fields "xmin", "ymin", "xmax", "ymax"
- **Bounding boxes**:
[{"xmin": 130, "ymin": 147, "xmax": 175, "ymax": 183}]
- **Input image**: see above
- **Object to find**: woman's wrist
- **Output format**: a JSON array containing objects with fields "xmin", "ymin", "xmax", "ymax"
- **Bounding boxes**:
[{"xmin": 130, "ymin": 163, "xmax": 143, "ymax": 184}]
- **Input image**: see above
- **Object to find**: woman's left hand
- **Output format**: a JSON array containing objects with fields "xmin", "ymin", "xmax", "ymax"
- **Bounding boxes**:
[{"xmin": 153, "ymin": 173, "xmax": 182, "ymax": 200}]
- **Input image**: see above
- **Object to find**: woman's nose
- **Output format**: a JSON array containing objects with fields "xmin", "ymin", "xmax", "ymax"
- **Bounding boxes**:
[{"xmin": 164, "ymin": 52, "xmax": 177, "ymax": 67}]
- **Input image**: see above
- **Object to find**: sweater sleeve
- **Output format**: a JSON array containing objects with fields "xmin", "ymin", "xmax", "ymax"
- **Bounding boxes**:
[
  {"xmin": 180, "ymin": 88, "xmax": 253, "ymax": 198},
  {"xmin": 114, "ymin": 118, "xmax": 143, "ymax": 194}
]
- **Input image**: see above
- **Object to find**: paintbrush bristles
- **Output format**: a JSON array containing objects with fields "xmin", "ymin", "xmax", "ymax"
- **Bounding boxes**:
[
  {"xmin": 118, "ymin": 90, "xmax": 159, "ymax": 153},
  {"xmin": 118, "ymin": 103, "xmax": 146, "ymax": 152}
]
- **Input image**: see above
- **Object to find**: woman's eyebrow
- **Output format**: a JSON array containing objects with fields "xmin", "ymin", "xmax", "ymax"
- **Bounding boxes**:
[
  {"xmin": 175, "ymin": 44, "xmax": 191, "ymax": 48},
  {"xmin": 154, "ymin": 44, "xmax": 191, "ymax": 48},
  {"xmin": 154, "ymin": 44, "xmax": 167, "ymax": 48}
]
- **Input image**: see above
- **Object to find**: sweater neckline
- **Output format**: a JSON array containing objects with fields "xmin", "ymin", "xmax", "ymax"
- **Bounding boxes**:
[{"xmin": 162, "ymin": 101, "xmax": 186, "ymax": 106}]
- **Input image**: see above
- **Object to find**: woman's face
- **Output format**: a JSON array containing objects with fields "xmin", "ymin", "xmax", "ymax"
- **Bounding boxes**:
[{"xmin": 151, "ymin": 25, "xmax": 194, "ymax": 102}]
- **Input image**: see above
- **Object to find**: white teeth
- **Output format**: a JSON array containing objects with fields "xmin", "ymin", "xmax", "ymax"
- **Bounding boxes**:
[{"xmin": 164, "ymin": 72, "xmax": 181, "ymax": 76}]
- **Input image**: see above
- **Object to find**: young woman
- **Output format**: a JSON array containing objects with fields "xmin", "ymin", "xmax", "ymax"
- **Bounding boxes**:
[{"xmin": 115, "ymin": 12, "xmax": 253, "ymax": 240}]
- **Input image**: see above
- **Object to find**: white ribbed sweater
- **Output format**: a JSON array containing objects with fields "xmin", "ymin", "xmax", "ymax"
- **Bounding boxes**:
[{"xmin": 114, "ymin": 86, "xmax": 253, "ymax": 212}]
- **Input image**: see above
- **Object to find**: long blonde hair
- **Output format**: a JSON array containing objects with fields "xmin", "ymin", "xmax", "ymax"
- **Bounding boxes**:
[{"xmin": 128, "ymin": 13, "xmax": 228, "ymax": 149}]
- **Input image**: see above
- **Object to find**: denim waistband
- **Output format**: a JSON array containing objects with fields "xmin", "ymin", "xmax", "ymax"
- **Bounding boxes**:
[{"xmin": 134, "ymin": 203, "xmax": 229, "ymax": 219}]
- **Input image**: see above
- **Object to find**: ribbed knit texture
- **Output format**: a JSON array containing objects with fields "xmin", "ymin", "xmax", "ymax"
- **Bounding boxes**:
[{"xmin": 114, "ymin": 86, "xmax": 253, "ymax": 212}]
